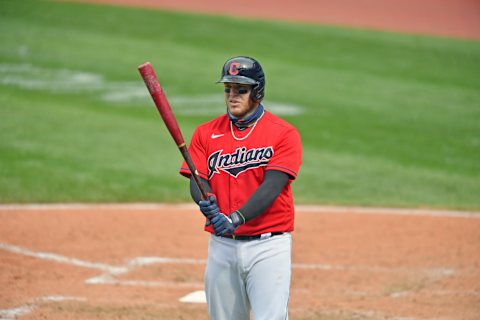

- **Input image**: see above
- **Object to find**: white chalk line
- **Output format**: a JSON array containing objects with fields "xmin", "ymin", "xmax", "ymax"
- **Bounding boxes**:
[
  {"xmin": 0, "ymin": 242, "xmax": 456, "ymax": 282},
  {"xmin": 0, "ymin": 296, "xmax": 86, "ymax": 320},
  {"xmin": 0, "ymin": 242, "xmax": 206, "ymax": 308},
  {"xmin": 0, "ymin": 242, "xmax": 127, "ymax": 274},
  {"xmin": 0, "ymin": 203, "xmax": 478, "ymax": 218},
  {"xmin": 0, "ymin": 203, "xmax": 194, "ymax": 211},
  {"xmin": 292, "ymin": 262, "xmax": 455, "ymax": 276},
  {"xmin": 1, "ymin": 242, "xmax": 475, "ymax": 308},
  {"xmin": 86, "ymin": 275, "xmax": 204, "ymax": 289},
  {"xmin": 296, "ymin": 205, "xmax": 480, "ymax": 219},
  {"xmin": 0, "ymin": 242, "xmax": 207, "ymax": 288},
  {"xmin": 0, "ymin": 306, "xmax": 33, "ymax": 320}
]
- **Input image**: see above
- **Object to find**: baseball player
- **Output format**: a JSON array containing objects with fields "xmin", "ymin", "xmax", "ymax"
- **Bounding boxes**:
[{"xmin": 179, "ymin": 56, "xmax": 302, "ymax": 319}]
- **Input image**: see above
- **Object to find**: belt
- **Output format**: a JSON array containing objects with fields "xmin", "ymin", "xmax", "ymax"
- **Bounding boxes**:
[{"xmin": 220, "ymin": 232, "xmax": 284, "ymax": 241}]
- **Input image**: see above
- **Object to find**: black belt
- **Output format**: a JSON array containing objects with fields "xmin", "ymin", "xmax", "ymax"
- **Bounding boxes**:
[{"xmin": 220, "ymin": 232, "xmax": 284, "ymax": 241}]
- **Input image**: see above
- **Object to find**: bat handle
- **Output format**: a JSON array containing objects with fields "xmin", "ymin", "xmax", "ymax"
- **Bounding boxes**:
[
  {"xmin": 179, "ymin": 145, "xmax": 212, "ymax": 226},
  {"xmin": 179, "ymin": 146, "xmax": 208, "ymax": 198},
  {"xmin": 194, "ymin": 173, "xmax": 209, "ymax": 200},
  {"xmin": 190, "ymin": 169, "xmax": 212, "ymax": 227}
]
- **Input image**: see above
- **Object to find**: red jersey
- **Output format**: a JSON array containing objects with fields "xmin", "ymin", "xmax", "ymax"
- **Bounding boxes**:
[{"xmin": 180, "ymin": 111, "xmax": 302, "ymax": 235}]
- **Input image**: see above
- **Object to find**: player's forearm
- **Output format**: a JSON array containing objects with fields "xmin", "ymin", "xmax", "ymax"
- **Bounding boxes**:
[
  {"xmin": 190, "ymin": 176, "xmax": 212, "ymax": 203},
  {"xmin": 237, "ymin": 170, "xmax": 290, "ymax": 222},
  {"xmin": 191, "ymin": 171, "xmax": 289, "ymax": 222}
]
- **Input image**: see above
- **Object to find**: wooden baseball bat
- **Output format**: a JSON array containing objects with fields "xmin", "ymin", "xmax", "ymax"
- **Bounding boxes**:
[{"xmin": 138, "ymin": 62, "xmax": 209, "ymax": 201}]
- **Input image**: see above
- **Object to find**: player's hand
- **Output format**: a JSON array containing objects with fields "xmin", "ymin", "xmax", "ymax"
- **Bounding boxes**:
[
  {"xmin": 211, "ymin": 211, "xmax": 244, "ymax": 236},
  {"xmin": 198, "ymin": 194, "xmax": 219, "ymax": 220}
]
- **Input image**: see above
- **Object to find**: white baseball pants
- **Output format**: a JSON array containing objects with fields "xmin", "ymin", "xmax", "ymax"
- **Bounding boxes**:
[{"xmin": 205, "ymin": 232, "xmax": 292, "ymax": 320}]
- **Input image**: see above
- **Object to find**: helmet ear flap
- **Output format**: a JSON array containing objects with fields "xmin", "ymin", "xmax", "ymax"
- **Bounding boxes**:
[{"xmin": 251, "ymin": 83, "xmax": 264, "ymax": 101}]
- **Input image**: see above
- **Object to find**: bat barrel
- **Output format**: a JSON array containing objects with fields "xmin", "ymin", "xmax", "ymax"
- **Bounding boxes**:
[{"xmin": 138, "ymin": 62, "xmax": 185, "ymax": 147}]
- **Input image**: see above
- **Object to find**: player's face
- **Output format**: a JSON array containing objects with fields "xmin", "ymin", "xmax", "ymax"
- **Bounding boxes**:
[{"xmin": 224, "ymin": 83, "xmax": 257, "ymax": 118}]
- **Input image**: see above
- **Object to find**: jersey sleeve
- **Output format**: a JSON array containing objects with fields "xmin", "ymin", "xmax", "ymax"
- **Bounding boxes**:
[
  {"xmin": 266, "ymin": 126, "xmax": 302, "ymax": 180},
  {"xmin": 179, "ymin": 126, "xmax": 209, "ymax": 180}
]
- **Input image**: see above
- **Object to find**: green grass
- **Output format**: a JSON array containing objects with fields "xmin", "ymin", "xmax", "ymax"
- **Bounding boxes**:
[{"xmin": 1, "ymin": 0, "xmax": 479, "ymax": 209}]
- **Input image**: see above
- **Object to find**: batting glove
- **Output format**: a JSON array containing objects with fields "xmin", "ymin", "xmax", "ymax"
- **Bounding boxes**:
[
  {"xmin": 211, "ymin": 211, "xmax": 245, "ymax": 236},
  {"xmin": 198, "ymin": 194, "xmax": 219, "ymax": 220}
]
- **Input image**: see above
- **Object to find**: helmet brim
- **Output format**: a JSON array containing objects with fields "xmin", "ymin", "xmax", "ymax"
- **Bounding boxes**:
[{"xmin": 216, "ymin": 75, "xmax": 257, "ymax": 85}]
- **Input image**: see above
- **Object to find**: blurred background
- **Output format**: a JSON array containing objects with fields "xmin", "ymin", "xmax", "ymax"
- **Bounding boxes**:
[{"xmin": 1, "ymin": 0, "xmax": 479, "ymax": 210}]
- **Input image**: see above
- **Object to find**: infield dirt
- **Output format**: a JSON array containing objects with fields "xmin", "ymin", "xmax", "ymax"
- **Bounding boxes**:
[{"xmin": 1, "ymin": 205, "xmax": 479, "ymax": 319}]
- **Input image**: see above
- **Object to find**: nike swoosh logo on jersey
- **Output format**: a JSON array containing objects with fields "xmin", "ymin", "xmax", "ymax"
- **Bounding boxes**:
[{"xmin": 211, "ymin": 133, "xmax": 224, "ymax": 139}]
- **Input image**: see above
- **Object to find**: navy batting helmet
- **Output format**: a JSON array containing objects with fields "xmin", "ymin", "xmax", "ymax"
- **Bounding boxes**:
[{"xmin": 217, "ymin": 56, "xmax": 265, "ymax": 101}]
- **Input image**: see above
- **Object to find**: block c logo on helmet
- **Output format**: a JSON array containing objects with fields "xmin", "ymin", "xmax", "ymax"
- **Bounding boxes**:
[{"xmin": 229, "ymin": 62, "xmax": 241, "ymax": 75}]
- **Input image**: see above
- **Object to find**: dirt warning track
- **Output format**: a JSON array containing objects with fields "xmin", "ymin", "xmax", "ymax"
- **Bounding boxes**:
[{"xmin": 73, "ymin": 0, "xmax": 480, "ymax": 40}]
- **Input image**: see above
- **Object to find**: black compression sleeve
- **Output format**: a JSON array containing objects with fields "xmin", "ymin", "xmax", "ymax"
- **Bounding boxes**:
[
  {"xmin": 237, "ymin": 170, "xmax": 290, "ymax": 222},
  {"xmin": 190, "ymin": 170, "xmax": 290, "ymax": 221},
  {"xmin": 189, "ymin": 176, "xmax": 212, "ymax": 203}
]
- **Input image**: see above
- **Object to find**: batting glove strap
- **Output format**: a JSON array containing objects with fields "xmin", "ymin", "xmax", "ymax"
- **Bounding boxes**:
[{"xmin": 230, "ymin": 210, "xmax": 246, "ymax": 226}]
